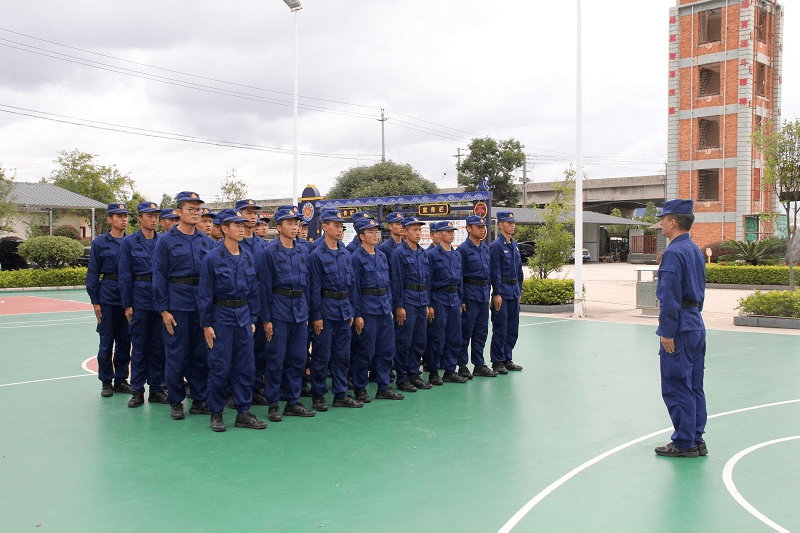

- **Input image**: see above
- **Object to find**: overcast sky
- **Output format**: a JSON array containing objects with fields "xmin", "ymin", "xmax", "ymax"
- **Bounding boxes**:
[{"xmin": 0, "ymin": 0, "xmax": 797, "ymax": 204}]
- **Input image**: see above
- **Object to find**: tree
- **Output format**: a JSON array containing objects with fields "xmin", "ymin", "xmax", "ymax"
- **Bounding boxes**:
[
  {"xmin": 326, "ymin": 160, "xmax": 437, "ymax": 199},
  {"xmin": 218, "ymin": 169, "xmax": 248, "ymax": 208},
  {"xmin": 530, "ymin": 168, "xmax": 575, "ymax": 279},
  {"xmin": 44, "ymin": 149, "xmax": 135, "ymax": 205},
  {"xmin": 718, "ymin": 238, "xmax": 786, "ymax": 266},
  {"xmin": 0, "ymin": 164, "xmax": 18, "ymax": 235},
  {"xmin": 458, "ymin": 137, "xmax": 525, "ymax": 207},
  {"xmin": 753, "ymin": 118, "xmax": 800, "ymax": 288}
]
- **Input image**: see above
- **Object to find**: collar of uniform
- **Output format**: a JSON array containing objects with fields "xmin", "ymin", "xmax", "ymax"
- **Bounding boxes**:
[
  {"xmin": 400, "ymin": 241, "xmax": 421, "ymax": 254},
  {"xmin": 320, "ymin": 240, "xmax": 344, "ymax": 253},
  {"xmin": 499, "ymin": 234, "xmax": 514, "ymax": 246},
  {"xmin": 669, "ymin": 233, "xmax": 691, "ymax": 245}
]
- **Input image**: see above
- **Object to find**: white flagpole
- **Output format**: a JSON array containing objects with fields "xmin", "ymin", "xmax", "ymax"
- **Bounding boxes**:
[{"xmin": 574, "ymin": 0, "xmax": 585, "ymax": 318}]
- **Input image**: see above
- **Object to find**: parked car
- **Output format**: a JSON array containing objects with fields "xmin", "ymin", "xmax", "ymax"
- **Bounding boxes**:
[
  {"xmin": 567, "ymin": 248, "xmax": 591, "ymax": 263},
  {"xmin": 518, "ymin": 241, "xmax": 536, "ymax": 261}
]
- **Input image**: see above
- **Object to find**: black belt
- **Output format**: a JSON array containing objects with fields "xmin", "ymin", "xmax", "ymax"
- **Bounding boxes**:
[
  {"xmin": 682, "ymin": 299, "xmax": 699, "ymax": 309},
  {"xmin": 436, "ymin": 286, "xmax": 459, "ymax": 293},
  {"xmin": 322, "ymin": 289, "xmax": 349, "ymax": 299},
  {"xmin": 502, "ymin": 277, "xmax": 518, "ymax": 285},
  {"xmin": 464, "ymin": 278, "xmax": 489, "ymax": 286},
  {"xmin": 274, "ymin": 287, "xmax": 304, "ymax": 298},
  {"xmin": 169, "ymin": 276, "xmax": 200, "ymax": 286},
  {"xmin": 133, "ymin": 274, "xmax": 152, "ymax": 282},
  {"xmin": 404, "ymin": 284, "xmax": 427, "ymax": 291},
  {"xmin": 214, "ymin": 298, "xmax": 247, "ymax": 309},
  {"xmin": 361, "ymin": 287, "xmax": 387, "ymax": 296},
  {"xmin": 100, "ymin": 273, "xmax": 118, "ymax": 281}
]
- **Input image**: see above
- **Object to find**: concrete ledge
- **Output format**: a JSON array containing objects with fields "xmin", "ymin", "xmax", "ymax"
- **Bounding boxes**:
[
  {"xmin": 0, "ymin": 285, "xmax": 85, "ymax": 292},
  {"xmin": 734, "ymin": 315, "xmax": 800, "ymax": 329},
  {"xmin": 520, "ymin": 303, "xmax": 573, "ymax": 314},
  {"xmin": 707, "ymin": 283, "xmax": 790, "ymax": 291}
]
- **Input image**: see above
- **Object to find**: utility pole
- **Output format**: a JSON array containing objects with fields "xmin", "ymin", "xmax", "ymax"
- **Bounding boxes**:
[
  {"xmin": 453, "ymin": 147, "xmax": 466, "ymax": 190},
  {"xmin": 379, "ymin": 109, "xmax": 388, "ymax": 162},
  {"xmin": 520, "ymin": 156, "xmax": 535, "ymax": 206}
]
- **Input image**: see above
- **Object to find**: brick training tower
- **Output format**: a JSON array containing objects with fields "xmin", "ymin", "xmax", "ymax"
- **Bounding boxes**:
[{"xmin": 667, "ymin": 0, "xmax": 784, "ymax": 248}]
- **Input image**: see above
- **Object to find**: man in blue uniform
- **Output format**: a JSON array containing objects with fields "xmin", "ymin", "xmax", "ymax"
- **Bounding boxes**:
[
  {"xmin": 489, "ymin": 211, "xmax": 524, "ymax": 374},
  {"xmin": 427, "ymin": 221, "xmax": 441, "ymax": 251},
  {"xmin": 210, "ymin": 214, "xmax": 223, "ymax": 243},
  {"xmin": 235, "ymin": 199, "xmax": 270, "ymax": 406},
  {"xmin": 257, "ymin": 206, "xmax": 316, "ymax": 421},
  {"xmin": 427, "ymin": 220, "xmax": 468, "ymax": 385},
  {"xmin": 420, "ymin": 221, "xmax": 442, "ymax": 373},
  {"xmin": 457, "ymin": 215, "xmax": 497, "ymax": 377},
  {"xmin": 308, "ymin": 209, "xmax": 362, "ymax": 411},
  {"xmin": 377, "ymin": 211, "xmax": 404, "ymax": 265},
  {"xmin": 159, "ymin": 208, "xmax": 178, "ymax": 233},
  {"xmin": 391, "ymin": 217, "xmax": 434, "ymax": 393},
  {"xmin": 351, "ymin": 218, "xmax": 405, "ymax": 402},
  {"xmin": 296, "ymin": 219, "xmax": 311, "ymax": 254},
  {"xmin": 198, "ymin": 209, "xmax": 266, "ymax": 432},
  {"xmin": 153, "ymin": 191, "xmax": 214, "ymax": 420},
  {"xmin": 654, "ymin": 199, "xmax": 707, "ymax": 458},
  {"xmin": 346, "ymin": 212, "xmax": 370, "ymax": 254},
  {"xmin": 119, "ymin": 201, "xmax": 169, "ymax": 407},
  {"xmin": 86, "ymin": 203, "xmax": 133, "ymax": 397},
  {"xmin": 197, "ymin": 207, "xmax": 215, "ymax": 237}
]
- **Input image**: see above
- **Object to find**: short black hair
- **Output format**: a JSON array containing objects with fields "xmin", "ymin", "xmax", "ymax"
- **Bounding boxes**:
[{"xmin": 667, "ymin": 213, "xmax": 694, "ymax": 231}]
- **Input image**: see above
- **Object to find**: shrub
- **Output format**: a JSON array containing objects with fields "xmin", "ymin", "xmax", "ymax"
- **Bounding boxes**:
[
  {"xmin": 706, "ymin": 264, "xmax": 790, "ymax": 285},
  {"xmin": 17, "ymin": 236, "xmax": 84, "ymax": 268},
  {"xmin": 737, "ymin": 290, "xmax": 800, "ymax": 318},
  {"xmin": 0, "ymin": 267, "xmax": 87, "ymax": 288},
  {"xmin": 53, "ymin": 224, "xmax": 81, "ymax": 240},
  {"xmin": 717, "ymin": 238, "xmax": 786, "ymax": 265},
  {"xmin": 521, "ymin": 278, "xmax": 574, "ymax": 305}
]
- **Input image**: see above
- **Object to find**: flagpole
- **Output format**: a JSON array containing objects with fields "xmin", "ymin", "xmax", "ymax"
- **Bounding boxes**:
[{"xmin": 574, "ymin": 0, "xmax": 585, "ymax": 318}]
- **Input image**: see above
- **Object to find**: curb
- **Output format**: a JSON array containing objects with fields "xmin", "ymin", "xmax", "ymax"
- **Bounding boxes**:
[
  {"xmin": 734, "ymin": 315, "xmax": 800, "ymax": 330},
  {"xmin": 0, "ymin": 285, "xmax": 85, "ymax": 293},
  {"xmin": 707, "ymin": 283, "xmax": 791, "ymax": 291},
  {"xmin": 520, "ymin": 303, "xmax": 573, "ymax": 314}
]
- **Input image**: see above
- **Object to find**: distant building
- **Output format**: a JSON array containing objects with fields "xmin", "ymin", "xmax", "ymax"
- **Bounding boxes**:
[{"xmin": 667, "ymin": 0, "xmax": 785, "ymax": 248}]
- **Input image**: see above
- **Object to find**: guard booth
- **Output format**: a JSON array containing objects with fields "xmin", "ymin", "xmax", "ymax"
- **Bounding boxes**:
[{"xmin": 300, "ymin": 190, "xmax": 493, "ymax": 245}]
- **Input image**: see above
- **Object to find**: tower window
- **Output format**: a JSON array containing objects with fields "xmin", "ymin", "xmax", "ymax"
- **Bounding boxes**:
[
  {"xmin": 699, "ymin": 9, "xmax": 722, "ymax": 44},
  {"xmin": 698, "ymin": 64, "xmax": 721, "ymax": 96},
  {"xmin": 757, "ymin": 8, "xmax": 768, "ymax": 42},
  {"xmin": 698, "ymin": 169, "xmax": 720, "ymax": 201},
  {"xmin": 698, "ymin": 117, "xmax": 721, "ymax": 149},
  {"xmin": 755, "ymin": 62, "xmax": 767, "ymax": 97}
]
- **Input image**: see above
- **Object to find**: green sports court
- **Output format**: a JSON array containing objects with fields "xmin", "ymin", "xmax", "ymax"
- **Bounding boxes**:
[{"xmin": 1, "ymin": 289, "xmax": 798, "ymax": 532}]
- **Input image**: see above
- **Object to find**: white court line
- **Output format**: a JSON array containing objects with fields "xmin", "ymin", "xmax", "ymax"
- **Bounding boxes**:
[
  {"xmin": 81, "ymin": 356, "xmax": 98, "ymax": 374},
  {"xmin": 499, "ymin": 398, "xmax": 800, "ymax": 532},
  {"xmin": 0, "ymin": 315, "xmax": 93, "ymax": 326},
  {"xmin": 0, "ymin": 373, "xmax": 94, "ymax": 388},
  {"xmin": 519, "ymin": 320, "xmax": 567, "ymax": 328},
  {"xmin": 722, "ymin": 435, "xmax": 800, "ymax": 533},
  {"xmin": 0, "ymin": 319, "xmax": 95, "ymax": 329}
]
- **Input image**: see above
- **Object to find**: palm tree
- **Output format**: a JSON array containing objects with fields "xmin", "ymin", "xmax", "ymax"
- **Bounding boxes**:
[{"xmin": 718, "ymin": 238, "xmax": 786, "ymax": 266}]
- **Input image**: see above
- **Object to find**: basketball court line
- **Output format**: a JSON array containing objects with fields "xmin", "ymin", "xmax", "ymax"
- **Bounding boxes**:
[
  {"xmin": 0, "ymin": 373, "xmax": 94, "ymax": 388},
  {"xmin": 0, "ymin": 315, "xmax": 94, "ymax": 326},
  {"xmin": 499, "ymin": 398, "xmax": 800, "ymax": 532},
  {"xmin": 518, "ymin": 319, "xmax": 567, "ymax": 328},
  {"xmin": 722, "ymin": 435, "xmax": 800, "ymax": 533},
  {"xmin": 0, "ymin": 318, "xmax": 96, "ymax": 329}
]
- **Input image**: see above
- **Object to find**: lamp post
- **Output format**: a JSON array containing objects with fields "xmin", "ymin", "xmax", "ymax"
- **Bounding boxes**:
[
  {"xmin": 283, "ymin": 0, "xmax": 302, "ymax": 207},
  {"xmin": 574, "ymin": 0, "xmax": 584, "ymax": 318}
]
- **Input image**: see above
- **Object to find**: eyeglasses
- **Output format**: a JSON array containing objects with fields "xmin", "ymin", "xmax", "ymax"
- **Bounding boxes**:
[{"xmin": 184, "ymin": 207, "xmax": 203, "ymax": 214}]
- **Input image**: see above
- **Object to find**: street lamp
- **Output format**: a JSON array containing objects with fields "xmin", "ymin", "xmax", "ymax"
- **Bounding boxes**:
[{"xmin": 283, "ymin": 0, "xmax": 302, "ymax": 207}]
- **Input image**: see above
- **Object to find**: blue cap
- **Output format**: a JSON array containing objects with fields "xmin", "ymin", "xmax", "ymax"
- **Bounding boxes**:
[
  {"xmin": 136, "ymin": 201, "xmax": 160, "ymax": 214},
  {"xmin": 300, "ymin": 219, "xmax": 308, "ymax": 227},
  {"xmin": 217, "ymin": 209, "xmax": 246, "ymax": 224},
  {"xmin": 401, "ymin": 216, "xmax": 425, "ymax": 227},
  {"xmin": 386, "ymin": 212, "xmax": 403, "ymax": 224},
  {"xmin": 322, "ymin": 210, "xmax": 345, "ymax": 222},
  {"xmin": 496, "ymin": 211, "xmax": 516, "ymax": 222},
  {"xmin": 657, "ymin": 199, "xmax": 693, "ymax": 217},
  {"xmin": 466, "ymin": 215, "xmax": 488, "ymax": 226},
  {"xmin": 161, "ymin": 208, "xmax": 179, "ymax": 220},
  {"xmin": 355, "ymin": 218, "xmax": 382, "ymax": 233},
  {"xmin": 429, "ymin": 221, "xmax": 441, "ymax": 232},
  {"xmin": 200, "ymin": 207, "xmax": 215, "ymax": 218},
  {"xmin": 350, "ymin": 211, "xmax": 370, "ymax": 223},
  {"xmin": 107, "ymin": 202, "xmax": 130, "ymax": 215},
  {"xmin": 176, "ymin": 191, "xmax": 204, "ymax": 204},
  {"xmin": 439, "ymin": 221, "xmax": 456, "ymax": 231},
  {"xmin": 235, "ymin": 199, "xmax": 261, "ymax": 210},
  {"xmin": 260, "ymin": 214, "xmax": 271, "ymax": 223},
  {"xmin": 212, "ymin": 215, "xmax": 222, "ymax": 226},
  {"xmin": 275, "ymin": 206, "xmax": 303, "ymax": 222}
]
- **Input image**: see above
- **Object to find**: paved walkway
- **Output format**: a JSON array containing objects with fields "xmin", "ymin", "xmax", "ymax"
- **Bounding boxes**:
[{"xmin": 522, "ymin": 262, "xmax": 800, "ymax": 335}]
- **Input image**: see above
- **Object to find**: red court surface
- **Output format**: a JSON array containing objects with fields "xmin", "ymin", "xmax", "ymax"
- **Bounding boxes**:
[{"xmin": 0, "ymin": 296, "xmax": 94, "ymax": 316}]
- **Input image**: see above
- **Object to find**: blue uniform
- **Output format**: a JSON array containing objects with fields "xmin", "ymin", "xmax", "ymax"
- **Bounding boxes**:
[
  {"xmin": 457, "ymin": 237, "xmax": 491, "ymax": 367},
  {"xmin": 241, "ymin": 234, "xmax": 269, "ymax": 394},
  {"xmin": 377, "ymin": 237, "xmax": 402, "ymax": 270},
  {"xmin": 426, "ymin": 245, "xmax": 463, "ymax": 374},
  {"xmin": 391, "ymin": 242, "xmax": 430, "ymax": 384},
  {"xmin": 656, "ymin": 233, "xmax": 707, "ymax": 450},
  {"xmin": 345, "ymin": 238, "xmax": 361, "ymax": 255},
  {"xmin": 257, "ymin": 238, "xmax": 309, "ymax": 405},
  {"xmin": 308, "ymin": 241, "xmax": 354, "ymax": 398},
  {"xmin": 351, "ymin": 246, "xmax": 395, "ymax": 391},
  {"xmin": 118, "ymin": 230, "xmax": 164, "ymax": 393},
  {"xmin": 152, "ymin": 225, "xmax": 214, "ymax": 404},
  {"xmin": 198, "ymin": 245, "xmax": 261, "ymax": 415},
  {"xmin": 86, "ymin": 231, "xmax": 131, "ymax": 384},
  {"xmin": 489, "ymin": 234, "xmax": 523, "ymax": 364},
  {"xmin": 296, "ymin": 237, "xmax": 312, "ymax": 255}
]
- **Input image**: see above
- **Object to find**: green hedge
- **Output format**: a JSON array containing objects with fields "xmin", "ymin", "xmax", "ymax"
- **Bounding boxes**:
[
  {"xmin": 17, "ymin": 236, "xmax": 84, "ymax": 268},
  {"xmin": 738, "ymin": 290, "xmax": 800, "ymax": 318},
  {"xmin": 706, "ymin": 264, "xmax": 790, "ymax": 285},
  {"xmin": 521, "ymin": 278, "xmax": 574, "ymax": 305},
  {"xmin": 0, "ymin": 267, "xmax": 88, "ymax": 289}
]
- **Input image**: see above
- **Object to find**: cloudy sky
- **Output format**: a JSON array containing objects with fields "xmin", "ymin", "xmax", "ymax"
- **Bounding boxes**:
[{"xmin": 0, "ymin": 0, "xmax": 797, "ymax": 204}]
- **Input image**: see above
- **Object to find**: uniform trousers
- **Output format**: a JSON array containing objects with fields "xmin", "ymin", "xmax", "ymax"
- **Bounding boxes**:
[
  {"xmin": 428, "ymin": 300, "xmax": 462, "ymax": 373},
  {"xmin": 207, "ymin": 323, "xmax": 254, "ymax": 415},
  {"xmin": 129, "ymin": 309, "xmax": 165, "ymax": 392},
  {"xmin": 660, "ymin": 329, "xmax": 707, "ymax": 450},
  {"xmin": 394, "ymin": 304, "xmax": 427, "ymax": 384},
  {"xmin": 310, "ymin": 318, "xmax": 351, "ymax": 398},
  {"xmin": 490, "ymin": 297, "xmax": 520, "ymax": 363},
  {"xmin": 96, "ymin": 303, "xmax": 131, "ymax": 383},
  {"xmin": 252, "ymin": 328, "xmax": 267, "ymax": 393},
  {"xmin": 352, "ymin": 313, "xmax": 396, "ymax": 390},
  {"xmin": 265, "ymin": 319, "xmax": 307, "ymax": 405},
  {"xmin": 459, "ymin": 298, "xmax": 489, "ymax": 367},
  {"xmin": 164, "ymin": 310, "xmax": 208, "ymax": 403}
]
